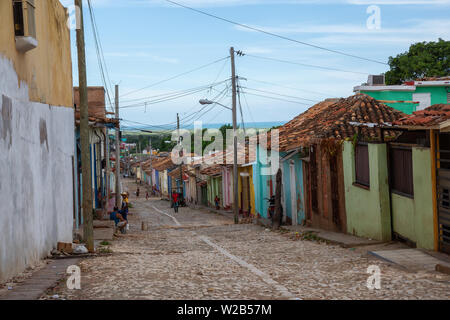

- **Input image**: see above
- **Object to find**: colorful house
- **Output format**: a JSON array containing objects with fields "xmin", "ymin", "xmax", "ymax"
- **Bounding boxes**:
[
  {"xmin": 73, "ymin": 87, "xmax": 119, "ymax": 226},
  {"xmin": 354, "ymin": 76, "xmax": 450, "ymax": 114},
  {"xmin": 392, "ymin": 104, "xmax": 450, "ymax": 252}
]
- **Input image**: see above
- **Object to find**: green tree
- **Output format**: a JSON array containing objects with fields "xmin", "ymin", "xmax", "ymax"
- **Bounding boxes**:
[{"xmin": 385, "ymin": 39, "xmax": 450, "ymax": 85}]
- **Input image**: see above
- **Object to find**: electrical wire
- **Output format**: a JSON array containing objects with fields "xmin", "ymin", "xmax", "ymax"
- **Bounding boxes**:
[
  {"xmin": 165, "ymin": 0, "xmax": 388, "ymax": 65},
  {"xmin": 244, "ymin": 92, "xmax": 312, "ymax": 106},
  {"xmin": 244, "ymin": 54, "xmax": 369, "ymax": 76},
  {"xmin": 120, "ymin": 56, "xmax": 230, "ymax": 98},
  {"xmin": 87, "ymin": 0, "xmax": 114, "ymax": 112},
  {"xmin": 241, "ymin": 87, "xmax": 320, "ymax": 103},
  {"xmin": 245, "ymin": 77, "xmax": 330, "ymax": 98},
  {"xmin": 116, "ymin": 79, "xmax": 230, "ymax": 108}
]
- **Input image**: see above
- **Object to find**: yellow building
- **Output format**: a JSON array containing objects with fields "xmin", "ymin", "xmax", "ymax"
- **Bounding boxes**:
[
  {"xmin": 0, "ymin": 0, "xmax": 73, "ymax": 106},
  {"xmin": 0, "ymin": 0, "xmax": 75, "ymax": 282},
  {"xmin": 238, "ymin": 165, "xmax": 256, "ymax": 216}
]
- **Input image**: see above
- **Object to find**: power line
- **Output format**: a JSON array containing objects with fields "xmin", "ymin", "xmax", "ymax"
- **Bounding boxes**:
[
  {"xmin": 114, "ymin": 79, "xmax": 229, "ymax": 106},
  {"xmin": 241, "ymin": 87, "xmax": 320, "ymax": 103},
  {"xmin": 165, "ymin": 0, "xmax": 387, "ymax": 65},
  {"xmin": 246, "ymin": 77, "xmax": 330, "ymax": 98},
  {"xmin": 119, "ymin": 87, "xmax": 214, "ymax": 109},
  {"xmin": 87, "ymin": 0, "xmax": 114, "ymax": 112},
  {"xmin": 244, "ymin": 53, "xmax": 369, "ymax": 76},
  {"xmin": 243, "ymin": 91, "xmax": 312, "ymax": 106},
  {"xmin": 120, "ymin": 56, "xmax": 230, "ymax": 98},
  {"xmin": 239, "ymin": 80, "xmax": 256, "ymax": 124}
]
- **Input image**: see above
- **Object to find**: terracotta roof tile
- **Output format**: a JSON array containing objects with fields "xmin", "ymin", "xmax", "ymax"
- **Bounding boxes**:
[
  {"xmin": 278, "ymin": 94, "xmax": 406, "ymax": 151},
  {"xmin": 394, "ymin": 104, "xmax": 450, "ymax": 127}
]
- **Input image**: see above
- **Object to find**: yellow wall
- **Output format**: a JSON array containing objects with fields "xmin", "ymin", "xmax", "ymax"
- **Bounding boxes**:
[
  {"xmin": 238, "ymin": 166, "xmax": 256, "ymax": 215},
  {"xmin": 0, "ymin": 0, "xmax": 73, "ymax": 107}
]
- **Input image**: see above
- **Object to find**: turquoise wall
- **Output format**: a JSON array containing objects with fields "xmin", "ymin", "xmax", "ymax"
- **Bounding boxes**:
[
  {"xmin": 254, "ymin": 144, "xmax": 275, "ymax": 218},
  {"xmin": 361, "ymin": 86, "xmax": 449, "ymax": 114},
  {"xmin": 281, "ymin": 153, "xmax": 305, "ymax": 224}
]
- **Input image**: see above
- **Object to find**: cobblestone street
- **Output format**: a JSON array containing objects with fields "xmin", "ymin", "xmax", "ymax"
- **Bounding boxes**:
[{"xmin": 46, "ymin": 180, "xmax": 450, "ymax": 300}]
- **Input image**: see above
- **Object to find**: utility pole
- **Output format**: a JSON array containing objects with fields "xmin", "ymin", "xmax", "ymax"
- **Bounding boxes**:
[
  {"xmin": 75, "ymin": 0, "xmax": 94, "ymax": 252},
  {"xmin": 230, "ymin": 47, "xmax": 239, "ymax": 225},
  {"xmin": 115, "ymin": 85, "xmax": 121, "ymax": 208},
  {"xmin": 177, "ymin": 113, "xmax": 184, "ymax": 201}
]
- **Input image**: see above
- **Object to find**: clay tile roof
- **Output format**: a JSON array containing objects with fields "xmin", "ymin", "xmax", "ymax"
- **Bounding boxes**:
[
  {"xmin": 168, "ymin": 166, "xmax": 190, "ymax": 179},
  {"xmin": 394, "ymin": 104, "xmax": 450, "ymax": 127},
  {"xmin": 200, "ymin": 164, "xmax": 222, "ymax": 176},
  {"xmin": 152, "ymin": 157, "xmax": 175, "ymax": 171},
  {"xmin": 278, "ymin": 94, "xmax": 406, "ymax": 152}
]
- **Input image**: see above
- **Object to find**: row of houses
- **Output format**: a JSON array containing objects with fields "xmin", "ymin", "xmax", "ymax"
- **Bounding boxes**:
[{"xmin": 135, "ymin": 78, "xmax": 450, "ymax": 256}]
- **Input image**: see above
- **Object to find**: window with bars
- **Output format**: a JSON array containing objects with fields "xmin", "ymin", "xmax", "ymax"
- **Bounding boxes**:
[
  {"xmin": 355, "ymin": 143, "xmax": 370, "ymax": 187},
  {"xmin": 390, "ymin": 147, "xmax": 414, "ymax": 198},
  {"xmin": 12, "ymin": 0, "xmax": 36, "ymax": 38}
]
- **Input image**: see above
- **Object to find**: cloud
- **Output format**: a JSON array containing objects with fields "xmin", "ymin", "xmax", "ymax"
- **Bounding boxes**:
[{"xmin": 235, "ymin": 18, "xmax": 450, "ymax": 36}]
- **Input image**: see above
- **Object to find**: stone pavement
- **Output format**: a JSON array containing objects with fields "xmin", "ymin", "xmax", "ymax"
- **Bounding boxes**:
[{"xmin": 39, "ymin": 179, "xmax": 450, "ymax": 300}]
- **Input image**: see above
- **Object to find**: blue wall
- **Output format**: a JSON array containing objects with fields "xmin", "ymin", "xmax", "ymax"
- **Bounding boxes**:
[
  {"xmin": 254, "ymin": 144, "xmax": 276, "ymax": 219},
  {"xmin": 281, "ymin": 153, "xmax": 305, "ymax": 224}
]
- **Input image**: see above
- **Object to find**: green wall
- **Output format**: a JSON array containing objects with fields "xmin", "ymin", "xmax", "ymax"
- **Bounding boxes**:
[
  {"xmin": 344, "ymin": 141, "xmax": 435, "ymax": 249},
  {"xmin": 361, "ymin": 86, "xmax": 449, "ymax": 114},
  {"xmin": 343, "ymin": 142, "xmax": 392, "ymax": 241},
  {"xmin": 391, "ymin": 147, "xmax": 434, "ymax": 249}
]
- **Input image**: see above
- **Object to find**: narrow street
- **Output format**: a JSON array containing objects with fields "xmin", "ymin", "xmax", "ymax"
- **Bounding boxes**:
[{"xmin": 46, "ymin": 180, "xmax": 450, "ymax": 300}]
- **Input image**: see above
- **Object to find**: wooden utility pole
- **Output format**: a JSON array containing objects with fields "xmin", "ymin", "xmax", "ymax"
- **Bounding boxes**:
[
  {"xmin": 75, "ymin": 0, "xmax": 94, "ymax": 252},
  {"xmin": 115, "ymin": 85, "xmax": 121, "ymax": 208},
  {"xmin": 177, "ymin": 113, "xmax": 184, "ymax": 201},
  {"xmin": 230, "ymin": 47, "xmax": 239, "ymax": 225}
]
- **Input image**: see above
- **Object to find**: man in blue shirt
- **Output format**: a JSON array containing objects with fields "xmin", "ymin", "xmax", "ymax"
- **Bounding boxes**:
[{"xmin": 110, "ymin": 207, "xmax": 127, "ymax": 234}]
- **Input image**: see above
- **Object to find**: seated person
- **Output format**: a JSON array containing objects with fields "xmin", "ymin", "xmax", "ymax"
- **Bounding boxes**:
[{"xmin": 110, "ymin": 207, "xmax": 127, "ymax": 233}]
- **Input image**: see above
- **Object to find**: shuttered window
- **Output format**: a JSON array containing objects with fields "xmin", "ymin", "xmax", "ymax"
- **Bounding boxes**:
[
  {"xmin": 26, "ymin": 0, "xmax": 36, "ymax": 38},
  {"xmin": 390, "ymin": 147, "xmax": 414, "ymax": 198},
  {"xmin": 355, "ymin": 143, "xmax": 370, "ymax": 187}
]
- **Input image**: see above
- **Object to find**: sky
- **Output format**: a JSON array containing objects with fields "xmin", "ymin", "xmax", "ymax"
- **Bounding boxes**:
[{"xmin": 60, "ymin": 0, "xmax": 450, "ymax": 130}]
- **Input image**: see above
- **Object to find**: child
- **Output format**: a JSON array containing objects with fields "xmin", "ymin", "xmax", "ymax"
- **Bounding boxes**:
[
  {"xmin": 172, "ymin": 191, "xmax": 179, "ymax": 213},
  {"xmin": 214, "ymin": 195, "xmax": 220, "ymax": 210}
]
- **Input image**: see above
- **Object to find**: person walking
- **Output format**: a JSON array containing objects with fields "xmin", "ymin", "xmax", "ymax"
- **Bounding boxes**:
[{"xmin": 172, "ymin": 191, "xmax": 179, "ymax": 213}]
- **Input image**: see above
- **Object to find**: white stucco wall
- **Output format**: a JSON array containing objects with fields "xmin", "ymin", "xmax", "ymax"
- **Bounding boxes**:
[{"xmin": 0, "ymin": 56, "xmax": 74, "ymax": 282}]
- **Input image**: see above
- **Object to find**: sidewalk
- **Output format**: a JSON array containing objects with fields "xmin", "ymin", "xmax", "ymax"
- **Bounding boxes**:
[{"xmin": 0, "ymin": 258, "xmax": 79, "ymax": 300}]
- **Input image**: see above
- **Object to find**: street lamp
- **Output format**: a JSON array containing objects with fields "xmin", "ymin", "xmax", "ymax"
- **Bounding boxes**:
[
  {"xmin": 199, "ymin": 98, "xmax": 239, "ymax": 224},
  {"xmin": 199, "ymin": 99, "xmax": 232, "ymax": 110}
]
